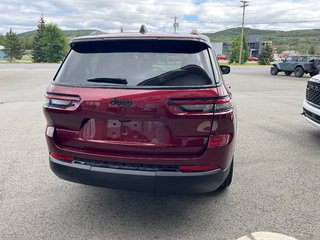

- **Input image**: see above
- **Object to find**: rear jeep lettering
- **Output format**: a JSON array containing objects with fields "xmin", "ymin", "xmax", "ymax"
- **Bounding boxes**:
[{"xmin": 111, "ymin": 98, "xmax": 132, "ymax": 107}]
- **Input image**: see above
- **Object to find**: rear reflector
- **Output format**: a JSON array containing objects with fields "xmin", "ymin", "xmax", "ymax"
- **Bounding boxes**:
[
  {"xmin": 50, "ymin": 152, "xmax": 74, "ymax": 163},
  {"xmin": 179, "ymin": 165, "xmax": 220, "ymax": 172},
  {"xmin": 208, "ymin": 134, "xmax": 232, "ymax": 148}
]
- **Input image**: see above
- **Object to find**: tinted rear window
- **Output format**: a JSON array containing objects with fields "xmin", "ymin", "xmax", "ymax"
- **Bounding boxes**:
[{"xmin": 54, "ymin": 39, "xmax": 215, "ymax": 88}]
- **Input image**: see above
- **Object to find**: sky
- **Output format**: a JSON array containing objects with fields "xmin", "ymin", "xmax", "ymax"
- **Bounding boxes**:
[{"xmin": 1, "ymin": 0, "xmax": 320, "ymax": 34}]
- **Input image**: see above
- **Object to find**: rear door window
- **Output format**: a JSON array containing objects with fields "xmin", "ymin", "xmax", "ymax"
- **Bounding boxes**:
[
  {"xmin": 54, "ymin": 39, "xmax": 215, "ymax": 88},
  {"xmin": 299, "ymin": 56, "xmax": 308, "ymax": 62}
]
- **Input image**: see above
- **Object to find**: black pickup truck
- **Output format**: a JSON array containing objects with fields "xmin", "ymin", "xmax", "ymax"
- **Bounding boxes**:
[{"xmin": 270, "ymin": 55, "xmax": 320, "ymax": 77}]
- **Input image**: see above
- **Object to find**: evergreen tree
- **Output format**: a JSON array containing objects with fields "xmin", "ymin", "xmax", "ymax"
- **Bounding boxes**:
[
  {"xmin": 22, "ymin": 36, "xmax": 34, "ymax": 50},
  {"xmin": 309, "ymin": 45, "xmax": 315, "ymax": 55},
  {"xmin": 0, "ymin": 34, "xmax": 4, "ymax": 45},
  {"xmin": 229, "ymin": 35, "xmax": 248, "ymax": 64},
  {"xmin": 258, "ymin": 44, "xmax": 273, "ymax": 65},
  {"xmin": 42, "ymin": 24, "xmax": 67, "ymax": 62},
  {"xmin": 3, "ymin": 29, "xmax": 23, "ymax": 62},
  {"xmin": 32, "ymin": 16, "xmax": 46, "ymax": 62}
]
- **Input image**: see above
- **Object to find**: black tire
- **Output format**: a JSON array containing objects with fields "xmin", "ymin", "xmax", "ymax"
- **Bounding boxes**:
[
  {"xmin": 219, "ymin": 160, "xmax": 233, "ymax": 190},
  {"xmin": 270, "ymin": 66, "xmax": 278, "ymax": 75},
  {"xmin": 284, "ymin": 71, "xmax": 292, "ymax": 76},
  {"xmin": 310, "ymin": 71, "xmax": 319, "ymax": 77},
  {"xmin": 294, "ymin": 67, "xmax": 304, "ymax": 77}
]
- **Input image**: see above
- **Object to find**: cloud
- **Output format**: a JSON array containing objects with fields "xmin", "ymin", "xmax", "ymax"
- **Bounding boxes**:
[{"xmin": 0, "ymin": 0, "xmax": 319, "ymax": 34}]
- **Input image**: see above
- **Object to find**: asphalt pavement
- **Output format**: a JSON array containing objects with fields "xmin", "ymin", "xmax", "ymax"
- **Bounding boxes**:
[{"xmin": 0, "ymin": 64, "xmax": 319, "ymax": 240}]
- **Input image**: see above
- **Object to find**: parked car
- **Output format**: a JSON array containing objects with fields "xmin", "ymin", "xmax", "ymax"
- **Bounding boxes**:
[
  {"xmin": 270, "ymin": 55, "xmax": 320, "ymax": 77},
  {"xmin": 43, "ymin": 27, "xmax": 236, "ymax": 193},
  {"xmin": 302, "ymin": 74, "xmax": 320, "ymax": 129},
  {"xmin": 217, "ymin": 54, "xmax": 228, "ymax": 60},
  {"xmin": 247, "ymin": 57, "xmax": 258, "ymax": 61}
]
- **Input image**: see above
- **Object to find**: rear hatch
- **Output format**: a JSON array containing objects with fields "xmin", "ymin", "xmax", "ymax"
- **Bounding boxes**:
[{"xmin": 45, "ymin": 38, "xmax": 221, "ymax": 157}]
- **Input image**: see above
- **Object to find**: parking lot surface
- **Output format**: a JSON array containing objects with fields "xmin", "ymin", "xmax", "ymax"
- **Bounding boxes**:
[{"xmin": 0, "ymin": 64, "xmax": 319, "ymax": 240}]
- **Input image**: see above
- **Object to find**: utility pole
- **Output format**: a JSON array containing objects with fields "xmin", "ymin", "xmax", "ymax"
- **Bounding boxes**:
[
  {"xmin": 173, "ymin": 16, "xmax": 179, "ymax": 33},
  {"xmin": 239, "ymin": 0, "xmax": 249, "ymax": 64}
]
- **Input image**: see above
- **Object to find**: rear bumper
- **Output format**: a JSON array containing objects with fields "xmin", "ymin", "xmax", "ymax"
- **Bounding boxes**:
[{"xmin": 49, "ymin": 156, "xmax": 231, "ymax": 193}]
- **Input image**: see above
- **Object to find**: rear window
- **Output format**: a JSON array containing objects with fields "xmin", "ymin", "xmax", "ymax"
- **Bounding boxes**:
[{"xmin": 54, "ymin": 39, "xmax": 215, "ymax": 88}]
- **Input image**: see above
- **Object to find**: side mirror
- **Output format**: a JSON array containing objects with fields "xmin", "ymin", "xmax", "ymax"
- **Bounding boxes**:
[{"xmin": 220, "ymin": 65, "xmax": 230, "ymax": 75}]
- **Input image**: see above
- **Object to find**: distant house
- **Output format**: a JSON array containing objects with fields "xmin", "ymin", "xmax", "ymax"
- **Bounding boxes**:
[
  {"xmin": 0, "ymin": 45, "xmax": 5, "ymax": 60},
  {"xmin": 212, "ymin": 36, "xmax": 272, "ymax": 59},
  {"xmin": 212, "ymin": 42, "xmax": 230, "ymax": 56},
  {"xmin": 247, "ymin": 36, "xmax": 272, "ymax": 57}
]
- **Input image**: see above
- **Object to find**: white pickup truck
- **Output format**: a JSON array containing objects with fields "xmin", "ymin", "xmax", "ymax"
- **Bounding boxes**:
[{"xmin": 303, "ymin": 74, "xmax": 320, "ymax": 129}]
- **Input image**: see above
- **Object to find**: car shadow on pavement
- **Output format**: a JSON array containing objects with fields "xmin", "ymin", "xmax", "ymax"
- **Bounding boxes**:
[
  {"xmin": 57, "ymin": 185, "xmax": 231, "ymax": 237},
  {"xmin": 306, "ymin": 128, "xmax": 320, "ymax": 144}
]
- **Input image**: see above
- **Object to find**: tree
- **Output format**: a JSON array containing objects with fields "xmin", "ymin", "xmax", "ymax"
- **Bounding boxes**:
[
  {"xmin": 309, "ymin": 45, "xmax": 315, "ymax": 55},
  {"xmin": 229, "ymin": 35, "xmax": 248, "ymax": 64},
  {"xmin": 42, "ymin": 24, "xmax": 67, "ymax": 62},
  {"xmin": 0, "ymin": 34, "xmax": 4, "ymax": 45},
  {"xmin": 32, "ymin": 16, "xmax": 46, "ymax": 62},
  {"xmin": 3, "ymin": 29, "xmax": 23, "ymax": 62},
  {"xmin": 258, "ymin": 44, "xmax": 273, "ymax": 65},
  {"xmin": 22, "ymin": 36, "xmax": 34, "ymax": 50}
]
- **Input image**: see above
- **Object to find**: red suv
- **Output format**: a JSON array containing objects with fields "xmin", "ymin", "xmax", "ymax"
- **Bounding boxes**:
[{"xmin": 43, "ymin": 29, "xmax": 236, "ymax": 193}]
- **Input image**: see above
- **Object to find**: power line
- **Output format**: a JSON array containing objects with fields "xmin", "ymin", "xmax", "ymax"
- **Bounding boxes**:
[{"xmin": 2, "ymin": 10, "xmax": 320, "ymax": 25}]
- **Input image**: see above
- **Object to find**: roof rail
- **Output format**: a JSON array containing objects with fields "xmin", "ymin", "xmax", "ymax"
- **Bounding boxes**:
[{"xmin": 139, "ymin": 25, "xmax": 148, "ymax": 34}]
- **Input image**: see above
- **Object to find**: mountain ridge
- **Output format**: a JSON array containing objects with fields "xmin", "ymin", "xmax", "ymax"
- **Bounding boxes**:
[{"xmin": 205, "ymin": 27, "xmax": 320, "ymax": 53}]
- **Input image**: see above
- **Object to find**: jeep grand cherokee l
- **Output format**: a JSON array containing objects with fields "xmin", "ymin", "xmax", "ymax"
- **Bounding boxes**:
[
  {"xmin": 43, "ymin": 30, "xmax": 236, "ymax": 193},
  {"xmin": 303, "ymin": 74, "xmax": 320, "ymax": 129}
]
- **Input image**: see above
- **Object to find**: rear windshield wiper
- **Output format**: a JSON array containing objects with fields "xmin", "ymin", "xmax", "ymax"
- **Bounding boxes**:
[{"xmin": 86, "ymin": 78, "xmax": 127, "ymax": 85}]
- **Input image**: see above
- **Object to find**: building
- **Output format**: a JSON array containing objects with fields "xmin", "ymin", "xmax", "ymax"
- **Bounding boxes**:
[
  {"xmin": 212, "ymin": 42, "xmax": 229, "ymax": 56},
  {"xmin": 247, "ymin": 35, "xmax": 272, "ymax": 57},
  {"xmin": 211, "ymin": 36, "xmax": 272, "ymax": 58},
  {"xmin": 0, "ymin": 45, "xmax": 5, "ymax": 60}
]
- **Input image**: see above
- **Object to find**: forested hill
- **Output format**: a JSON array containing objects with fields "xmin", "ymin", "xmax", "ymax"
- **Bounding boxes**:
[
  {"xmin": 18, "ymin": 29, "xmax": 101, "ymax": 38},
  {"xmin": 11, "ymin": 27, "xmax": 320, "ymax": 54},
  {"xmin": 205, "ymin": 27, "xmax": 320, "ymax": 53}
]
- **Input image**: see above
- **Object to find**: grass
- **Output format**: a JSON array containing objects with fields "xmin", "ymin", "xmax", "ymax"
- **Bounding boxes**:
[
  {"xmin": 0, "ymin": 61, "xmax": 58, "ymax": 64},
  {"xmin": 218, "ymin": 60, "xmax": 270, "ymax": 66}
]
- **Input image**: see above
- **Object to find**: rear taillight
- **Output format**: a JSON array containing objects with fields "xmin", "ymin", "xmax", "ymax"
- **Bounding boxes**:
[
  {"xmin": 208, "ymin": 134, "xmax": 232, "ymax": 148},
  {"xmin": 168, "ymin": 97, "xmax": 232, "ymax": 114},
  {"xmin": 214, "ymin": 97, "xmax": 233, "ymax": 113},
  {"xmin": 44, "ymin": 93, "xmax": 81, "ymax": 109},
  {"xmin": 50, "ymin": 152, "xmax": 74, "ymax": 163},
  {"xmin": 179, "ymin": 164, "xmax": 220, "ymax": 172}
]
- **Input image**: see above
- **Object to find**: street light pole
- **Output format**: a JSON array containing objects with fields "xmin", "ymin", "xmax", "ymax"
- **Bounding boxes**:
[{"xmin": 239, "ymin": 0, "xmax": 249, "ymax": 64}]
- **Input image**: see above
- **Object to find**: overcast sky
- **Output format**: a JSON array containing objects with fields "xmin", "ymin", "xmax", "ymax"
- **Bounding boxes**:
[{"xmin": 1, "ymin": 0, "xmax": 320, "ymax": 34}]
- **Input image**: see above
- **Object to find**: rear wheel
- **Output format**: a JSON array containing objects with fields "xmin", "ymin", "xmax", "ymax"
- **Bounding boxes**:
[
  {"xmin": 294, "ymin": 67, "xmax": 304, "ymax": 77},
  {"xmin": 270, "ymin": 66, "xmax": 279, "ymax": 75},
  {"xmin": 284, "ymin": 71, "xmax": 292, "ymax": 76},
  {"xmin": 219, "ymin": 159, "xmax": 233, "ymax": 190}
]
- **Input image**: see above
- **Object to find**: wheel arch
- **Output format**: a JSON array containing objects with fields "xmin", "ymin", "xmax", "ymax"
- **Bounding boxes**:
[{"xmin": 295, "ymin": 65, "xmax": 305, "ymax": 71}]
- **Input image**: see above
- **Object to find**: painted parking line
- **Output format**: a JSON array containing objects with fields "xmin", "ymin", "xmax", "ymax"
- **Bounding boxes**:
[{"xmin": 237, "ymin": 232, "xmax": 297, "ymax": 240}]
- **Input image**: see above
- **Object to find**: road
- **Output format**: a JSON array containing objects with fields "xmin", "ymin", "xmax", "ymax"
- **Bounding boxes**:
[{"xmin": 0, "ymin": 64, "xmax": 319, "ymax": 240}]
